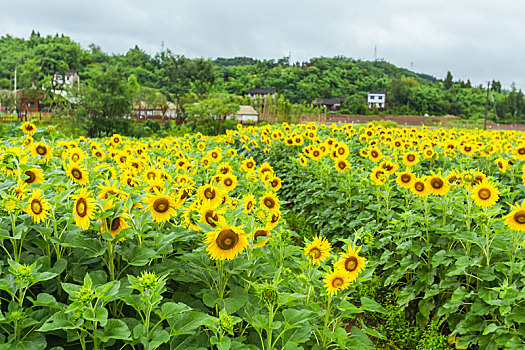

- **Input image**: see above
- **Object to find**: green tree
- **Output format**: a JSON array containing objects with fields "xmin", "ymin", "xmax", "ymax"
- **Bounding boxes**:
[
  {"xmin": 80, "ymin": 66, "xmax": 138, "ymax": 137},
  {"xmin": 443, "ymin": 71, "xmax": 453, "ymax": 89}
]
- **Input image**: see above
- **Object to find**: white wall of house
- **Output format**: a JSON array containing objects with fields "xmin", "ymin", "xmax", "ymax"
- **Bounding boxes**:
[{"xmin": 367, "ymin": 93, "xmax": 386, "ymax": 108}]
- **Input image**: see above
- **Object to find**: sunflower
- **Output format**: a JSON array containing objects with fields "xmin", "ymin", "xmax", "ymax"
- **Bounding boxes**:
[
  {"xmin": 200, "ymin": 203, "xmax": 225, "ymax": 229},
  {"xmin": 197, "ymin": 184, "xmax": 223, "ymax": 207},
  {"xmin": 370, "ymin": 166, "xmax": 387, "ymax": 186},
  {"xmin": 240, "ymin": 157, "xmax": 257, "ymax": 173},
  {"xmin": 242, "ymin": 194, "xmax": 256, "ymax": 214},
  {"xmin": 12, "ymin": 180, "xmax": 29, "ymax": 200},
  {"xmin": 304, "ymin": 236, "xmax": 331, "ymax": 265},
  {"xmin": 67, "ymin": 163, "xmax": 89, "ymax": 185},
  {"xmin": 71, "ymin": 188, "xmax": 97, "ymax": 230},
  {"xmin": 23, "ymin": 188, "xmax": 51, "ymax": 223},
  {"xmin": 471, "ymin": 180, "xmax": 499, "ymax": 207},
  {"xmin": 220, "ymin": 174, "xmax": 238, "ymax": 192},
  {"xmin": 299, "ymin": 156, "xmax": 308, "ymax": 167},
  {"xmin": 427, "ymin": 172, "xmax": 449, "ymax": 196},
  {"xmin": 207, "ymin": 148, "xmax": 223, "ymax": 162},
  {"xmin": 144, "ymin": 178, "xmax": 165, "ymax": 193},
  {"xmin": 260, "ymin": 192, "xmax": 280, "ymax": 212},
  {"xmin": 24, "ymin": 168, "xmax": 45, "ymax": 185},
  {"xmin": 101, "ymin": 214, "xmax": 130, "ymax": 238},
  {"xmin": 68, "ymin": 149, "xmax": 85, "ymax": 164},
  {"xmin": 97, "ymin": 180, "xmax": 123, "ymax": 200},
  {"xmin": 411, "ymin": 176, "xmax": 430, "ymax": 197},
  {"xmin": 514, "ymin": 145, "xmax": 525, "ymax": 161},
  {"xmin": 334, "ymin": 159, "xmax": 350, "ymax": 173},
  {"xmin": 205, "ymin": 223, "xmax": 249, "ymax": 260},
  {"xmin": 380, "ymin": 160, "xmax": 399, "ymax": 175},
  {"xmin": 323, "ymin": 269, "xmax": 351, "ymax": 296},
  {"xmin": 335, "ymin": 245, "xmax": 366, "ymax": 282},
  {"xmin": 144, "ymin": 189, "xmax": 177, "ymax": 223},
  {"xmin": 253, "ymin": 227, "xmax": 271, "ymax": 248},
  {"xmin": 368, "ymin": 147, "xmax": 382, "ymax": 162},
  {"xmin": 268, "ymin": 176, "xmax": 283, "ymax": 191},
  {"xmin": 505, "ymin": 201, "xmax": 525, "ymax": 231},
  {"xmin": 395, "ymin": 169, "xmax": 414, "ymax": 189},
  {"xmin": 494, "ymin": 157, "xmax": 508, "ymax": 173},
  {"xmin": 31, "ymin": 142, "xmax": 53, "ymax": 162},
  {"xmin": 110, "ymin": 134, "xmax": 123, "ymax": 146},
  {"xmin": 21, "ymin": 122, "xmax": 37, "ymax": 135},
  {"xmin": 402, "ymin": 151, "xmax": 420, "ymax": 167}
]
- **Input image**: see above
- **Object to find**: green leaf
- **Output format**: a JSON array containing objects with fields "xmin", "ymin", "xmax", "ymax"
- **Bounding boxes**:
[
  {"xmin": 283, "ymin": 308, "xmax": 314, "ymax": 328},
  {"xmin": 360, "ymin": 297, "xmax": 385, "ymax": 313},
  {"xmin": 167, "ymin": 311, "xmax": 214, "ymax": 336},
  {"xmin": 483, "ymin": 323, "xmax": 499, "ymax": 335},
  {"xmin": 120, "ymin": 245, "xmax": 157, "ymax": 266},
  {"xmin": 83, "ymin": 307, "xmax": 108, "ymax": 327},
  {"xmin": 146, "ymin": 328, "xmax": 170, "ymax": 350},
  {"xmin": 93, "ymin": 319, "xmax": 131, "ymax": 342},
  {"xmin": 158, "ymin": 302, "xmax": 192, "ymax": 319},
  {"xmin": 202, "ymin": 286, "xmax": 248, "ymax": 314},
  {"xmin": 38, "ymin": 311, "xmax": 84, "ymax": 332},
  {"xmin": 508, "ymin": 306, "xmax": 525, "ymax": 323}
]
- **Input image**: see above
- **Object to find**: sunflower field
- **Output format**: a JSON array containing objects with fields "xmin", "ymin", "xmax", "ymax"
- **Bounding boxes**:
[{"xmin": 0, "ymin": 121, "xmax": 525, "ymax": 349}]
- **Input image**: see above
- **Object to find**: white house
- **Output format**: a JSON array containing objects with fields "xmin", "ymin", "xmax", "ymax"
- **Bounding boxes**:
[
  {"xmin": 233, "ymin": 105, "xmax": 258, "ymax": 123},
  {"xmin": 367, "ymin": 91, "xmax": 386, "ymax": 109},
  {"xmin": 53, "ymin": 71, "xmax": 79, "ymax": 86}
]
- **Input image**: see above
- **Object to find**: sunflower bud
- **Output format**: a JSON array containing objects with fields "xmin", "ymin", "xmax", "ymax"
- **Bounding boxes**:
[
  {"xmin": 1, "ymin": 195, "xmax": 19, "ymax": 214},
  {"xmin": 259, "ymin": 284, "xmax": 279, "ymax": 307},
  {"xmin": 219, "ymin": 309, "xmax": 234, "ymax": 335}
]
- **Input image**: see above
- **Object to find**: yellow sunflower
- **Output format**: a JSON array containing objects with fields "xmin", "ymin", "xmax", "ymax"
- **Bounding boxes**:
[
  {"xmin": 253, "ymin": 227, "xmax": 271, "ymax": 248},
  {"xmin": 323, "ymin": 269, "xmax": 351, "ymax": 296},
  {"xmin": 370, "ymin": 166, "xmax": 387, "ymax": 186},
  {"xmin": 197, "ymin": 184, "xmax": 223, "ymax": 207},
  {"xmin": 71, "ymin": 188, "xmax": 97, "ymax": 230},
  {"xmin": 494, "ymin": 157, "xmax": 508, "ymax": 173},
  {"xmin": 205, "ymin": 223, "xmax": 249, "ymax": 260},
  {"xmin": 220, "ymin": 174, "xmax": 238, "ymax": 192},
  {"xmin": 260, "ymin": 192, "xmax": 280, "ymax": 212},
  {"xmin": 200, "ymin": 202, "xmax": 225, "ymax": 229},
  {"xmin": 21, "ymin": 122, "xmax": 37, "ymax": 135},
  {"xmin": 334, "ymin": 159, "xmax": 350, "ymax": 173},
  {"xmin": 427, "ymin": 172, "xmax": 449, "ymax": 196},
  {"xmin": 471, "ymin": 180, "xmax": 499, "ymax": 207},
  {"xmin": 402, "ymin": 151, "xmax": 420, "ymax": 167},
  {"xmin": 143, "ymin": 189, "xmax": 177, "ymax": 223},
  {"xmin": 242, "ymin": 194, "xmax": 256, "ymax": 214},
  {"xmin": 304, "ymin": 236, "xmax": 331, "ymax": 265},
  {"xmin": 101, "ymin": 214, "xmax": 130, "ymax": 238},
  {"xmin": 505, "ymin": 201, "xmax": 525, "ymax": 231},
  {"xmin": 411, "ymin": 176, "xmax": 430, "ymax": 197},
  {"xmin": 24, "ymin": 168, "xmax": 45, "ymax": 185},
  {"xmin": 23, "ymin": 188, "xmax": 51, "ymax": 224},
  {"xmin": 368, "ymin": 147, "xmax": 383, "ymax": 162},
  {"xmin": 67, "ymin": 163, "xmax": 89, "ymax": 185},
  {"xmin": 395, "ymin": 169, "xmax": 414, "ymax": 189},
  {"xmin": 31, "ymin": 142, "xmax": 53, "ymax": 162},
  {"xmin": 335, "ymin": 245, "xmax": 366, "ymax": 282}
]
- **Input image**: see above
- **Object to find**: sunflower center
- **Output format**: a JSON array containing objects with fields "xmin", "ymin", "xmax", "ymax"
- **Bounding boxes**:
[
  {"xmin": 216, "ymin": 229, "xmax": 238, "ymax": 250},
  {"xmin": 246, "ymin": 201, "xmax": 253, "ymax": 210},
  {"xmin": 264, "ymin": 198, "xmax": 275, "ymax": 209},
  {"xmin": 332, "ymin": 277, "xmax": 344, "ymax": 288},
  {"xmin": 224, "ymin": 178, "xmax": 233, "ymax": 186},
  {"xmin": 345, "ymin": 257, "xmax": 358, "ymax": 272},
  {"xmin": 415, "ymin": 182, "xmax": 425, "ymax": 191},
  {"xmin": 338, "ymin": 148, "xmax": 345, "ymax": 155},
  {"xmin": 25, "ymin": 170, "xmax": 36, "ymax": 184},
  {"xmin": 109, "ymin": 217, "xmax": 121, "ymax": 231},
  {"xmin": 254, "ymin": 229, "xmax": 269, "ymax": 240},
  {"xmin": 407, "ymin": 154, "xmax": 415, "ymax": 162},
  {"xmin": 204, "ymin": 188, "xmax": 215, "ymax": 199},
  {"xmin": 76, "ymin": 198, "xmax": 88, "ymax": 217},
  {"xmin": 31, "ymin": 199, "xmax": 43, "ymax": 215},
  {"xmin": 519, "ymin": 148, "xmax": 525, "ymax": 155},
  {"xmin": 310, "ymin": 247, "xmax": 322, "ymax": 259},
  {"xmin": 514, "ymin": 212, "xmax": 525, "ymax": 224},
  {"xmin": 465, "ymin": 146, "xmax": 471, "ymax": 152},
  {"xmin": 313, "ymin": 151, "xmax": 320, "ymax": 157},
  {"xmin": 478, "ymin": 188, "xmax": 491, "ymax": 200},
  {"xmin": 204, "ymin": 210, "xmax": 219, "ymax": 227},
  {"xmin": 211, "ymin": 152, "xmax": 218, "ymax": 159},
  {"xmin": 270, "ymin": 213, "xmax": 279, "ymax": 223},
  {"xmin": 114, "ymin": 138, "xmax": 120, "ymax": 144},
  {"xmin": 371, "ymin": 151, "xmax": 378, "ymax": 158},
  {"xmin": 247, "ymin": 162, "xmax": 254, "ymax": 169},
  {"xmin": 72, "ymin": 154, "xmax": 80, "ymax": 162},
  {"xmin": 153, "ymin": 198, "xmax": 170, "ymax": 213},
  {"xmin": 401, "ymin": 174, "xmax": 411, "ymax": 183},
  {"xmin": 36, "ymin": 145, "xmax": 47, "ymax": 155},
  {"xmin": 338, "ymin": 162, "xmax": 346, "ymax": 170},
  {"xmin": 71, "ymin": 169, "xmax": 82, "ymax": 180},
  {"xmin": 430, "ymin": 178, "xmax": 444, "ymax": 189}
]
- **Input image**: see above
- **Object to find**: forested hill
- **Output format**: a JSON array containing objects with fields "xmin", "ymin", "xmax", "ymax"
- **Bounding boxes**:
[{"xmin": 1, "ymin": 32, "xmax": 524, "ymax": 122}]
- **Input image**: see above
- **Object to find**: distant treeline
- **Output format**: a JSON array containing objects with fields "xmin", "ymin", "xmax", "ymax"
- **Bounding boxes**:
[{"xmin": 1, "ymin": 31, "xmax": 524, "ymax": 122}]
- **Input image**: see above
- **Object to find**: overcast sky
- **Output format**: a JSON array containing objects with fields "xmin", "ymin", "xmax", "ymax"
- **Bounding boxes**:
[{"xmin": 1, "ymin": 0, "xmax": 524, "ymax": 89}]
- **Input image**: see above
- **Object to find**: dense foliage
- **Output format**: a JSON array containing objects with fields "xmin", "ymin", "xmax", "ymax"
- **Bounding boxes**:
[{"xmin": 2, "ymin": 32, "xmax": 525, "ymax": 123}]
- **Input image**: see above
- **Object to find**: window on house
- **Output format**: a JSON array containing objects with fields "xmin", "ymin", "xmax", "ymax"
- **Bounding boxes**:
[
  {"xmin": 378, "ymin": 96, "xmax": 383, "ymax": 100},
  {"xmin": 370, "ymin": 96, "xmax": 375, "ymax": 100}
]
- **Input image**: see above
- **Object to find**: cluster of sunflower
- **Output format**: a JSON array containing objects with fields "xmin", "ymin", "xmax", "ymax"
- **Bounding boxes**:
[
  {"xmin": 1, "ymin": 124, "xmax": 286, "ymax": 264},
  {"xmin": 303, "ymin": 237, "xmax": 366, "ymax": 296},
  {"xmin": 229, "ymin": 121, "xmax": 525, "ymax": 233}
]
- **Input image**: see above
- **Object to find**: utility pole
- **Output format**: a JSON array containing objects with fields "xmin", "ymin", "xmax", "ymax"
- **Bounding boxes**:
[{"xmin": 484, "ymin": 81, "xmax": 490, "ymax": 130}]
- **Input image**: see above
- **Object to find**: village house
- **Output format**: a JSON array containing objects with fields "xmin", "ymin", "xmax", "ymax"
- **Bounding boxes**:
[
  {"xmin": 368, "ymin": 91, "xmax": 386, "ymax": 109},
  {"xmin": 233, "ymin": 105, "xmax": 258, "ymax": 123},
  {"xmin": 312, "ymin": 97, "xmax": 346, "ymax": 111}
]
